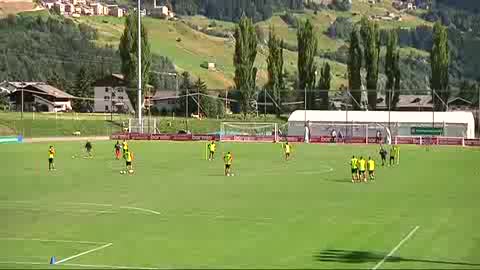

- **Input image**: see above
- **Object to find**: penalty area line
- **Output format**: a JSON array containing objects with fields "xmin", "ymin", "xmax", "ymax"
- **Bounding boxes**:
[
  {"xmin": 372, "ymin": 225, "xmax": 420, "ymax": 270},
  {"xmin": 55, "ymin": 242, "xmax": 113, "ymax": 265}
]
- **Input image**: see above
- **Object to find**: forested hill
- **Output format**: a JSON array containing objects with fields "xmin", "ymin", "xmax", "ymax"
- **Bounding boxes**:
[
  {"xmin": 160, "ymin": 0, "xmax": 305, "ymax": 22},
  {"xmin": 436, "ymin": 0, "xmax": 480, "ymax": 11}
]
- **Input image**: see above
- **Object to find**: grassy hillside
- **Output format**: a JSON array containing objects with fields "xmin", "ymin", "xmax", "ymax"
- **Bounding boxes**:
[
  {"xmin": 67, "ymin": 0, "xmax": 428, "ymax": 90},
  {"xmin": 0, "ymin": 0, "xmax": 42, "ymax": 17}
]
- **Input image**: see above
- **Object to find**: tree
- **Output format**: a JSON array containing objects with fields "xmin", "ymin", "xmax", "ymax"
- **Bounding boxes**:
[
  {"xmin": 233, "ymin": 15, "xmax": 258, "ymax": 116},
  {"xmin": 430, "ymin": 21, "xmax": 450, "ymax": 111},
  {"xmin": 385, "ymin": 30, "xmax": 401, "ymax": 110},
  {"xmin": 348, "ymin": 28, "xmax": 362, "ymax": 110},
  {"xmin": 360, "ymin": 16, "xmax": 381, "ymax": 110},
  {"xmin": 47, "ymin": 70, "xmax": 70, "ymax": 93},
  {"xmin": 317, "ymin": 62, "xmax": 331, "ymax": 110},
  {"xmin": 266, "ymin": 25, "xmax": 284, "ymax": 116},
  {"xmin": 177, "ymin": 71, "xmax": 193, "ymax": 115},
  {"xmin": 297, "ymin": 18, "xmax": 318, "ymax": 110},
  {"xmin": 119, "ymin": 11, "xmax": 152, "ymax": 113},
  {"xmin": 72, "ymin": 66, "xmax": 94, "ymax": 112}
]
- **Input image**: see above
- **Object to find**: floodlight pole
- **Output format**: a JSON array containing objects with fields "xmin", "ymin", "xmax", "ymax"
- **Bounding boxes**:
[
  {"xmin": 137, "ymin": 0, "xmax": 143, "ymax": 133},
  {"xmin": 478, "ymin": 87, "xmax": 480, "ymax": 138}
]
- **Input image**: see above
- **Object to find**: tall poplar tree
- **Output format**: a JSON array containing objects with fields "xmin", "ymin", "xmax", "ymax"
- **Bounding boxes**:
[
  {"xmin": 385, "ymin": 30, "xmax": 401, "ymax": 110},
  {"xmin": 297, "ymin": 18, "xmax": 318, "ymax": 110},
  {"xmin": 360, "ymin": 16, "xmax": 381, "ymax": 110},
  {"xmin": 266, "ymin": 25, "xmax": 284, "ymax": 116},
  {"xmin": 430, "ymin": 21, "xmax": 450, "ymax": 111},
  {"xmin": 348, "ymin": 28, "xmax": 362, "ymax": 110},
  {"xmin": 234, "ymin": 15, "xmax": 258, "ymax": 116},
  {"xmin": 119, "ymin": 11, "xmax": 152, "ymax": 112}
]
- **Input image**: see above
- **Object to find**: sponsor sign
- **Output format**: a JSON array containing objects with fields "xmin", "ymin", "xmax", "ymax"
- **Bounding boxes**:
[
  {"xmin": 411, "ymin": 127, "xmax": 443, "ymax": 136},
  {"xmin": 437, "ymin": 137, "xmax": 463, "ymax": 146},
  {"xmin": 192, "ymin": 135, "xmax": 217, "ymax": 141},
  {"xmin": 464, "ymin": 139, "xmax": 480, "ymax": 146},
  {"xmin": 150, "ymin": 134, "xmax": 173, "ymax": 140}
]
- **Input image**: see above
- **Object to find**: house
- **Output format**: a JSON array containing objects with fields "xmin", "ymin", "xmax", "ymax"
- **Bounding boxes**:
[
  {"xmin": 64, "ymin": 3, "xmax": 75, "ymax": 14},
  {"xmin": 54, "ymin": 2, "xmax": 65, "ymax": 14},
  {"xmin": 207, "ymin": 62, "xmax": 216, "ymax": 71},
  {"xmin": 7, "ymin": 82, "xmax": 74, "ymax": 112},
  {"xmin": 93, "ymin": 74, "xmax": 134, "ymax": 113},
  {"xmin": 151, "ymin": 0, "xmax": 174, "ymax": 18},
  {"xmin": 93, "ymin": 74, "xmax": 155, "ymax": 113},
  {"xmin": 81, "ymin": 5, "xmax": 94, "ymax": 15},
  {"xmin": 90, "ymin": 2, "xmax": 107, "ymax": 15},
  {"xmin": 151, "ymin": 90, "xmax": 178, "ymax": 112},
  {"xmin": 108, "ymin": 5, "xmax": 123, "ymax": 17}
]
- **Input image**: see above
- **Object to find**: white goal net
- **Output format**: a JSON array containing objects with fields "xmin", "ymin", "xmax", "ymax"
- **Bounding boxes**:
[
  {"xmin": 128, "ymin": 118, "xmax": 159, "ymax": 134},
  {"xmin": 220, "ymin": 122, "xmax": 278, "ymax": 141},
  {"xmin": 307, "ymin": 122, "xmax": 392, "ymax": 144}
]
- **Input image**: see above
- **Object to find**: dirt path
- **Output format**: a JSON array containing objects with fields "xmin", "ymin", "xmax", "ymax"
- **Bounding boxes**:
[{"xmin": 24, "ymin": 136, "xmax": 110, "ymax": 143}]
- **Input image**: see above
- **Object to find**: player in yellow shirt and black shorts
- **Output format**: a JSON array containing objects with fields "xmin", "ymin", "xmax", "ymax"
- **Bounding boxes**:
[
  {"xmin": 367, "ymin": 157, "xmax": 375, "ymax": 181},
  {"xmin": 208, "ymin": 141, "xmax": 216, "ymax": 161},
  {"xmin": 358, "ymin": 156, "xmax": 366, "ymax": 182},
  {"xmin": 48, "ymin": 145, "xmax": 56, "ymax": 171},
  {"xmin": 224, "ymin": 152, "xmax": 233, "ymax": 176},
  {"xmin": 350, "ymin": 155, "xmax": 358, "ymax": 183},
  {"xmin": 283, "ymin": 142, "xmax": 292, "ymax": 161}
]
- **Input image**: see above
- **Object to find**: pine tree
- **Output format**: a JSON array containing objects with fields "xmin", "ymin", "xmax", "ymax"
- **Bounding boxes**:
[
  {"xmin": 317, "ymin": 62, "xmax": 331, "ymax": 110},
  {"xmin": 119, "ymin": 11, "xmax": 152, "ymax": 113},
  {"xmin": 266, "ymin": 25, "xmax": 284, "ymax": 116},
  {"xmin": 430, "ymin": 21, "xmax": 450, "ymax": 111},
  {"xmin": 72, "ymin": 66, "xmax": 94, "ymax": 112},
  {"xmin": 348, "ymin": 28, "xmax": 362, "ymax": 110},
  {"xmin": 297, "ymin": 18, "xmax": 318, "ymax": 110},
  {"xmin": 360, "ymin": 16, "xmax": 381, "ymax": 110},
  {"xmin": 385, "ymin": 30, "xmax": 401, "ymax": 110},
  {"xmin": 234, "ymin": 15, "xmax": 258, "ymax": 116}
]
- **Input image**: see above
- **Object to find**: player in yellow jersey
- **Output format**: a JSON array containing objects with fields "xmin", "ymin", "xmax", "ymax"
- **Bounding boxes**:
[
  {"xmin": 283, "ymin": 142, "xmax": 292, "ymax": 160},
  {"xmin": 122, "ymin": 140, "xmax": 129, "ymax": 154},
  {"xmin": 367, "ymin": 157, "xmax": 375, "ymax": 181},
  {"xmin": 208, "ymin": 141, "xmax": 216, "ymax": 161},
  {"xmin": 223, "ymin": 152, "xmax": 233, "ymax": 176},
  {"xmin": 358, "ymin": 156, "xmax": 366, "ymax": 182},
  {"xmin": 123, "ymin": 150, "xmax": 134, "ymax": 174},
  {"xmin": 48, "ymin": 145, "xmax": 56, "ymax": 171},
  {"xmin": 350, "ymin": 155, "xmax": 358, "ymax": 183}
]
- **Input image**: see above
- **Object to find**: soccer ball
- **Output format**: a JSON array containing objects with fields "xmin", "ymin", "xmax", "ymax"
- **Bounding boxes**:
[
  {"xmin": 128, "ymin": 170, "xmax": 134, "ymax": 174},
  {"xmin": 120, "ymin": 171, "xmax": 126, "ymax": 174},
  {"xmin": 231, "ymin": 173, "xmax": 235, "ymax": 176},
  {"xmin": 71, "ymin": 155, "xmax": 75, "ymax": 159}
]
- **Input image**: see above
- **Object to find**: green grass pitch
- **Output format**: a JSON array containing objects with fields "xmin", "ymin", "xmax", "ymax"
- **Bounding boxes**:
[{"xmin": 1, "ymin": 141, "xmax": 480, "ymax": 269}]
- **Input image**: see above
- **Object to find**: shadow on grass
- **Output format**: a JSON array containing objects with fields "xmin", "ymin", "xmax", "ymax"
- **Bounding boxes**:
[{"xmin": 315, "ymin": 249, "xmax": 480, "ymax": 267}]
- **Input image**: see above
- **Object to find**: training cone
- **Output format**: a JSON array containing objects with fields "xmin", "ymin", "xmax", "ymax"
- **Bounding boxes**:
[{"xmin": 50, "ymin": 256, "xmax": 56, "ymax": 264}]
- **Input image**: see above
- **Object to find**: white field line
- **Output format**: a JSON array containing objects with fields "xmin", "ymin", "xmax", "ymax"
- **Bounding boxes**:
[
  {"xmin": 0, "ymin": 206, "xmax": 115, "ymax": 214},
  {"xmin": 119, "ymin": 206, "xmax": 161, "ymax": 215},
  {"xmin": 0, "ymin": 261, "xmax": 161, "ymax": 269},
  {"xmin": 372, "ymin": 226, "xmax": 420, "ymax": 270},
  {"xmin": 64, "ymin": 202, "xmax": 114, "ymax": 207},
  {"xmin": 0, "ymin": 237, "xmax": 108, "ymax": 245},
  {"xmin": 55, "ymin": 243, "xmax": 113, "ymax": 265}
]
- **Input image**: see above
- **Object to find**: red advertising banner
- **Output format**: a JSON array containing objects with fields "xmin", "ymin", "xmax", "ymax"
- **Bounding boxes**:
[
  {"xmin": 192, "ymin": 134, "xmax": 217, "ymax": 141},
  {"xmin": 283, "ymin": 136, "xmax": 304, "ymax": 143},
  {"xmin": 344, "ymin": 137, "xmax": 367, "ymax": 144},
  {"xmin": 172, "ymin": 134, "xmax": 193, "ymax": 141},
  {"xmin": 110, "ymin": 133, "xmax": 129, "ymax": 140},
  {"xmin": 437, "ymin": 137, "xmax": 463, "ymax": 146},
  {"xmin": 129, "ymin": 133, "xmax": 151, "ymax": 140},
  {"xmin": 464, "ymin": 139, "xmax": 480, "ymax": 146},
  {"xmin": 150, "ymin": 134, "xmax": 173, "ymax": 140}
]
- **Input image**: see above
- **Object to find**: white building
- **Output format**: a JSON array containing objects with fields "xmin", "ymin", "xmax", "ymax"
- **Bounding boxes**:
[
  {"xmin": 287, "ymin": 110, "xmax": 476, "ymax": 139},
  {"xmin": 93, "ymin": 74, "xmax": 134, "ymax": 113}
]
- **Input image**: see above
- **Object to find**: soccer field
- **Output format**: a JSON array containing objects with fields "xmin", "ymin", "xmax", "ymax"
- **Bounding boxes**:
[{"xmin": 1, "ymin": 141, "xmax": 480, "ymax": 269}]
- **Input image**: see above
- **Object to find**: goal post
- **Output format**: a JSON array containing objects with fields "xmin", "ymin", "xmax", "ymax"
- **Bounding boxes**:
[
  {"xmin": 220, "ymin": 122, "xmax": 279, "ymax": 142},
  {"xmin": 307, "ymin": 122, "xmax": 391, "ymax": 144},
  {"xmin": 128, "ymin": 118, "xmax": 158, "ymax": 134}
]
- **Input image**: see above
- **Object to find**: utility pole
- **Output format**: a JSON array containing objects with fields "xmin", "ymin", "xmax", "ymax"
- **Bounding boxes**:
[
  {"xmin": 21, "ymin": 87, "xmax": 24, "ymax": 120},
  {"xmin": 110, "ymin": 87, "xmax": 114, "ymax": 122},
  {"xmin": 432, "ymin": 90, "xmax": 435, "ymax": 128},
  {"xmin": 197, "ymin": 86, "xmax": 200, "ymax": 117},
  {"xmin": 478, "ymin": 87, "xmax": 480, "ymax": 138},
  {"xmin": 137, "ymin": 0, "xmax": 142, "ymax": 133},
  {"xmin": 264, "ymin": 88, "xmax": 267, "ymax": 119}
]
